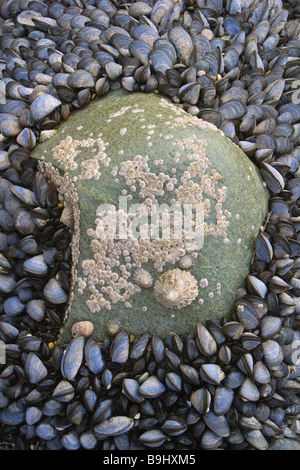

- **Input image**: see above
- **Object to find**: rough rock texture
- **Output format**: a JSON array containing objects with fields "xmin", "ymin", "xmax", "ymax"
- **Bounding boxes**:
[{"xmin": 31, "ymin": 90, "xmax": 269, "ymax": 343}]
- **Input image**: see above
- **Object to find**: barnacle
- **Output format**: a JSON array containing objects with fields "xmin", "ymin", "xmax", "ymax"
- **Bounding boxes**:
[
  {"xmin": 154, "ymin": 268, "xmax": 198, "ymax": 309},
  {"xmin": 132, "ymin": 268, "xmax": 153, "ymax": 288},
  {"xmin": 107, "ymin": 319, "xmax": 122, "ymax": 337},
  {"xmin": 178, "ymin": 254, "xmax": 195, "ymax": 269}
]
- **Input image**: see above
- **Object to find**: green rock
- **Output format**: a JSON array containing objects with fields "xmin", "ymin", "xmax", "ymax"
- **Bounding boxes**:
[{"xmin": 31, "ymin": 89, "xmax": 269, "ymax": 344}]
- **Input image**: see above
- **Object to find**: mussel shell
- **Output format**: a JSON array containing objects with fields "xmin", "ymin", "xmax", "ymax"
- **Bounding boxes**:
[
  {"xmin": 122, "ymin": 378, "xmax": 144, "ymax": 404},
  {"xmin": 23, "ymin": 255, "xmax": 49, "ymax": 276},
  {"xmin": 84, "ymin": 338, "xmax": 105, "ymax": 374},
  {"xmin": 83, "ymin": 389, "xmax": 97, "ymax": 413},
  {"xmin": 178, "ymin": 82, "xmax": 201, "ymax": 105},
  {"xmin": 223, "ymin": 369, "xmax": 244, "ymax": 389},
  {"xmin": 66, "ymin": 400, "xmax": 86, "ymax": 425},
  {"xmin": 149, "ymin": 48, "xmax": 173, "ymax": 74},
  {"xmin": 198, "ymin": 108, "xmax": 222, "ymax": 127},
  {"xmin": 161, "ymin": 418, "xmax": 187, "ymax": 436},
  {"xmin": 0, "ymin": 321, "xmax": 19, "ymax": 340},
  {"xmin": 25, "ymin": 352, "xmax": 48, "ymax": 384},
  {"xmin": 240, "ymin": 332, "xmax": 261, "ymax": 351},
  {"xmin": 168, "ymin": 22, "xmax": 193, "ymax": 66},
  {"xmin": 102, "ymin": 368, "xmax": 113, "ymax": 389},
  {"xmin": 13, "ymin": 208, "xmax": 37, "ymax": 235},
  {"xmin": 223, "ymin": 17, "xmax": 241, "ymax": 37},
  {"xmin": 179, "ymin": 363, "xmax": 200, "ymax": 385},
  {"xmin": 260, "ymin": 162, "xmax": 285, "ymax": 194},
  {"xmin": 220, "ymin": 86, "xmax": 248, "ymax": 105},
  {"xmin": 9, "ymin": 184, "xmax": 37, "ymax": 206},
  {"xmin": 203, "ymin": 411, "xmax": 230, "ymax": 438},
  {"xmin": 165, "ymin": 372, "xmax": 182, "ymax": 392},
  {"xmin": 190, "ymin": 387, "xmax": 211, "ymax": 414},
  {"xmin": 262, "ymin": 340, "xmax": 283, "ymax": 369},
  {"xmin": 217, "ymin": 344, "xmax": 231, "ymax": 365},
  {"xmin": 30, "ymin": 94, "xmax": 61, "ymax": 122},
  {"xmin": 92, "ymin": 398, "xmax": 113, "ymax": 425},
  {"xmin": 61, "ymin": 336, "xmax": 85, "ymax": 380},
  {"xmin": 213, "ymin": 386, "xmax": 234, "ymax": 416},
  {"xmin": 0, "ymin": 408, "xmax": 25, "ymax": 426},
  {"xmin": 253, "ymin": 361, "xmax": 271, "ymax": 384},
  {"xmin": 244, "ymin": 429, "xmax": 268, "ymax": 450},
  {"xmin": 36, "ymin": 421, "xmax": 58, "ymax": 441},
  {"xmin": 247, "ymin": 275, "xmax": 268, "ymax": 298},
  {"xmin": 236, "ymin": 300, "xmax": 260, "ymax": 330},
  {"xmin": 237, "ymin": 353, "xmax": 254, "ymax": 375},
  {"xmin": 110, "ymin": 329, "xmax": 129, "ymax": 364},
  {"xmin": 239, "ymin": 377, "xmax": 260, "ymax": 402},
  {"xmin": 138, "ymin": 429, "xmax": 167, "ymax": 448},
  {"xmin": 61, "ymin": 431, "xmax": 80, "ymax": 450},
  {"xmin": 260, "ymin": 316, "xmax": 282, "ymax": 339},
  {"xmin": 200, "ymin": 364, "xmax": 225, "ymax": 385},
  {"xmin": 25, "ymin": 299, "xmax": 45, "ymax": 322},
  {"xmin": 201, "ymin": 429, "xmax": 223, "ymax": 450},
  {"xmin": 219, "ymin": 100, "xmax": 247, "ymax": 120},
  {"xmin": 16, "ymin": 128, "xmax": 36, "ymax": 150},
  {"xmin": 67, "ymin": 70, "xmax": 95, "ymax": 89},
  {"xmin": 4, "ymin": 296, "xmax": 25, "ymax": 317},
  {"xmin": 43, "ymin": 278, "xmax": 68, "ymax": 304},
  {"xmin": 52, "ymin": 380, "xmax": 75, "ymax": 402},
  {"xmin": 79, "ymin": 430, "xmax": 98, "ymax": 450},
  {"xmin": 139, "ymin": 375, "xmax": 165, "ymax": 398},
  {"xmin": 256, "ymin": 232, "xmax": 273, "ymax": 263},
  {"xmin": 130, "ymin": 332, "xmax": 150, "ymax": 360},
  {"xmin": 105, "ymin": 62, "xmax": 123, "ymax": 81},
  {"xmin": 18, "ymin": 235, "xmax": 39, "ymax": 255},
  {"xmin": 129, "ymin": 40, "xmax": 152, "ymax": 65},
  {"xmin": 25, "ymin": 406, "xmax": 42, "ymax": 425},
  {"xmin": 94, "ymin": 416, "xmax": 134, "ymax": 440},
  {"xmin": 222, "ymin": 321, "xmax": 244, "ymax": 339}
]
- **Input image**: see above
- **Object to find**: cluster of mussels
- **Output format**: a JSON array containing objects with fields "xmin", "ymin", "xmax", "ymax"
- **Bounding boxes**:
[{"xmin": 0, "ymin": 0, "xmax": 300, "ymax": 451}]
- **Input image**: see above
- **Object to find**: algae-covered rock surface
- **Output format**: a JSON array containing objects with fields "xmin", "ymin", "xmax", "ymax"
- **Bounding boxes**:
[{"xmin": 31, "ymin": 90, "xmax": 269, "ymax": 343}]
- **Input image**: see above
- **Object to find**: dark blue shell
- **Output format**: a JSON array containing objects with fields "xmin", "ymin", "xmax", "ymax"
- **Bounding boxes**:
[{"xmin": 61, "ymin": 336, "xmax": 84, "ymax": 380}]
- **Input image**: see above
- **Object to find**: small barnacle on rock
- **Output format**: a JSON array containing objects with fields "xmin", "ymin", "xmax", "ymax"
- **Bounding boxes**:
[
  {"xmin": 132, "ymin": 268, "xmax": 153, "ymax": 288},
  {"xmin": 178, "ymin": 254, "xmax": 195, "ymax": 269},
  {"xmin": 154, "ymin": 268, "xmax": 198, "ymax": 309},
  {"xmin": 71, "ymin": 320, "xmax": 94, "ymax": 338},
  {"xmin": 107, "ymin": 319, "xmax": 122, "ymax": 337}
]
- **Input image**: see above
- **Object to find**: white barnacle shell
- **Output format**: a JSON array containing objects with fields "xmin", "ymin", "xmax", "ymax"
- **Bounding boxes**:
[
  {"xmin": 71, "ymin": 320, "xmax": 94, "ymax": 338},
  {"xmin": 107, "ymin": 319, "xmax": 122, "ymax": 337},
  {"xmin": 178, "ymin": 254, "xmax": 195, "ymax": 269},
  {"xmin": 154, "ymin": 268, "xmax": 198, "ymax": 309},
  {"xmin": 132, "ymin": 268, "xmax": 153, "ymax": 288}
]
